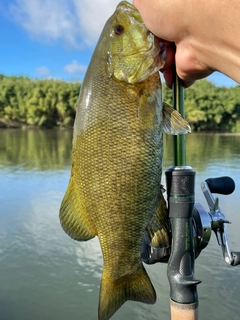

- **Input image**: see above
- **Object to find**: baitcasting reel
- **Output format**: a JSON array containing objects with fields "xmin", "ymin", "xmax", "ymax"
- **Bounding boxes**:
[
  {"xmin": 193, "ymin": 176, "xmax": 240, "ymax": 265},
  {"xmin": 142, "ymin": 175, "xmax": 240, "ymax": 266}
]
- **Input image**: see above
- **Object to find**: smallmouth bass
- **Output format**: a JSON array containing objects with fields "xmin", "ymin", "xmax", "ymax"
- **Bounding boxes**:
[{"xmin": 59, "ymin": 2, "xmax": 190, "ymax": 319}]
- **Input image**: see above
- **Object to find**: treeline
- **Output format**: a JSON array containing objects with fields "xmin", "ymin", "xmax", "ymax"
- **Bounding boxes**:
[
  {"xmin": 0, "ymin": 74, "xmax": 240, "ymax": 132},
  {"xmin": 0, "ymin": 74, "xmax": 80, "ymax": 128},
  {"xmin": 164, "ymin": 80, "xmax": 240, "ymax": 132}
]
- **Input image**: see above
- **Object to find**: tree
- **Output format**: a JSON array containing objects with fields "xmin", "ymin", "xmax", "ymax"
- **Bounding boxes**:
[{"xmin": 0, "ymin": 74, "xmax": 239, "ymax": 132}]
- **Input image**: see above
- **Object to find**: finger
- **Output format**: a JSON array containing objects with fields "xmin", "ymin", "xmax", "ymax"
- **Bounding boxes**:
[
  {"xmin": 163, "ymin": 68, "xmax": 196, "ymax": 89},
  {"xmin": 163, "ymin": 69, "xmax": 173, "ymax": 89},
  {"xmin": 160, "ymin": 45, "xmax": 175, "ymax": 70}
]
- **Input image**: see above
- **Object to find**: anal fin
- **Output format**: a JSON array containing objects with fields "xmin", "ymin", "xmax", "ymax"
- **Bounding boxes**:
[{"xmin": 59, "ymin": 179, "xmax": 96, "ymax": 241}]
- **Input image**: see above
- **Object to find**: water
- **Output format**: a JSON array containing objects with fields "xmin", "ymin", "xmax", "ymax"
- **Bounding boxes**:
[{"xmin": 0, "ymin": 129, "xmax": 240, "ymax": 320}]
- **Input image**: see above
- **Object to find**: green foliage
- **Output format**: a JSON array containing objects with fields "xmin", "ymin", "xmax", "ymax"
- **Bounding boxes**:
[
  {"xmin": 163, "ymin": 79, "xmax": 240, "ymax": 132},
  {"xmin": 0, "ymin": 74, "xmax": 80, "ymax": 128},
  {"xmin": 0, "ymin": 74, "xmax": 240, "ymax": 132}
]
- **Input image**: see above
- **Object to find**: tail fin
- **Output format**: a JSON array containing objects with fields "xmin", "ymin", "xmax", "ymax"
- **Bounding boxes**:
[{"xmin": 98, "ymin": 266, "xmax": 156, "ymax": 320}]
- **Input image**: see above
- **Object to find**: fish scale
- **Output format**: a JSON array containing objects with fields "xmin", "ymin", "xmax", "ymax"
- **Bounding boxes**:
[
  {"xmin": 59, "ymin": 2, "xmax": 190, "ymax": 319},
  {"xmin": 61, "ymin": 73, "xmax": 163, "ymax": 318}
]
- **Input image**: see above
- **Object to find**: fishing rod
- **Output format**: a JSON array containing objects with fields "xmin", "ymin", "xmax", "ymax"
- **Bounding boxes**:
[
  {"xmin": 166, "ymin": 73, "xmax": 199, "ymax": 320},
  {"xmin": 166, "ymin": 74, "xmax": 240, "ymax": 320},
  {"xmin": 141, "ymin": 71, "xmax": 240, "ymax": 320}
]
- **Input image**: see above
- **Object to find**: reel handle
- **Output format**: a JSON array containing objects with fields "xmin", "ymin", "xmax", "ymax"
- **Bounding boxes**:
[{"xmin": 206, "ymin": 176, "xmax": 235, "ymax": 195}]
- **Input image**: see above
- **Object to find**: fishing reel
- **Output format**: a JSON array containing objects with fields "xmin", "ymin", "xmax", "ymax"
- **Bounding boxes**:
[
  {"xmin": 193, "ymin": 176, "xmax": 240, "ymax": 265},
  {"xmin": 142, "ymin": 173, "xmax": 240, "ymax": 267}
]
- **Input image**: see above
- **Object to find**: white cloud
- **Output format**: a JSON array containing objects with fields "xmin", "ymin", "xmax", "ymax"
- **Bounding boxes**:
[
  {"xmin": 35, "ymin": 66, "xmax": 50, "ymax": 77},
  {"xmin": 72, "ymin": 0, "xmax": 125, "ymax": 46},
  {"xmin": 63, "ymin": 60, "xmax": 87, "ymax": 75},
  {"xmin": 9, "ymin": 0, "xmax": 80, "ymax": 47},
  {"xmin": 8, "ymin": 0, "xmax": 130, "ymax": 48}
]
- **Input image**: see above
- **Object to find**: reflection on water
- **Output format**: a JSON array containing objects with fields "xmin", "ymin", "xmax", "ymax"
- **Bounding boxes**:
[
  {"xmin": 164, "ymin": 133, "xmax": 240, "ymax": 172},
  {"xmin": 0, "ymin": 129, "xmax": 240, "ymax": 320},
  {"xmin": 0, "ymin": 128, "xmax": 73, "ymax": 171}
]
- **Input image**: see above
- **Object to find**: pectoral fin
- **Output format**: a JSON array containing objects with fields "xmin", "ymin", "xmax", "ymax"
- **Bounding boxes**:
[
  {"xmin": 146, "ymin": 191, "xmax": 170, "ymax": 248},
  {"xmin": 59, "ymin": 179, "xmax": 96, "ymax": 241},
  {"xmin": 142, "ymin": 190, "xmax": 171, "ymax": 264},
  {"xmin": 162, "ymin": 102, "xmax": 191, "ymax": 134}
]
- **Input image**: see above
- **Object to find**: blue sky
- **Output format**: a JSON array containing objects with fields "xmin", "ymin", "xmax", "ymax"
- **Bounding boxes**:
[{"xmin": 0, "ymin": 0, "xmax": 238, "ymax": 87}]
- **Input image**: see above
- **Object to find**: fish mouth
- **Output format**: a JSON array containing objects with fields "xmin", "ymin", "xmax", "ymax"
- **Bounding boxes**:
[
  {"xmin": 111, "ymin": 1, "xmax": 164, "ymax": 84},
  {"xmin": 119, "ymin": 2, "xmax": 164, "ymax": 77},
  {"xmin": 117, "ymin": 1, "xmax": 143, "ymax": 22},
  {"xmin": 117, "ymin": 1, "xmax": 162, "ymax": 61}
]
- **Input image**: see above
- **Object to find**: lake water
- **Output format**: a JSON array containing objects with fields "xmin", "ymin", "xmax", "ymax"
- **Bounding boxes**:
[{"xmin": 0, "ymin": 129, "xmax": 240, "ymax": 320}]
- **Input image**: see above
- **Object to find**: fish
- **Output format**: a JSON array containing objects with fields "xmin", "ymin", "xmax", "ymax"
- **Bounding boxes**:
[{"xmin": 59, "ymin": 1, "xmax": 190, "ymax": 319}]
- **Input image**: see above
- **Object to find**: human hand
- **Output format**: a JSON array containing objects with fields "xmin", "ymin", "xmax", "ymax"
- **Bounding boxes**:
[
  {"xmin": 159, "ymin": 40, "xmax": 213, "ymax": 88},
  {"xmin": 133, "ymin": 0, "xmax": 214, "ymax": 88}
]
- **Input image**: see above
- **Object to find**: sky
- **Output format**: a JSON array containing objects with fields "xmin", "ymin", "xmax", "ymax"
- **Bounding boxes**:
[{"xmin": 0, "ymin": 0, "xmax": 238, "ymax": 87}]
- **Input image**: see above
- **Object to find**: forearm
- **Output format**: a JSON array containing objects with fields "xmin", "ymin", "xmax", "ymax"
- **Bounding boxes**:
[{"xmin": 187, "ymin": 0, "xmax": 240, "ymax": 82}]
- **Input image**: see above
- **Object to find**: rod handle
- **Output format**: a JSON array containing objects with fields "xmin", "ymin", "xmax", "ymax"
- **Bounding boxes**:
[{"xmin": 170, "ymin": 300, "xmax": 198, "ymax": 320}]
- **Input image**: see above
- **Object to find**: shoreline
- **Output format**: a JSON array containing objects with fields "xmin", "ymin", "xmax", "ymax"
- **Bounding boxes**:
[{"xmin": 1, "ymin": 122, "xmax": 239, "ymax": 135}]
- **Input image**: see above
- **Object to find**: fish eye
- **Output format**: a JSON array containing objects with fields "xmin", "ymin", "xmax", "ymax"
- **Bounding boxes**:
[{"xmin": 114, "ymin": 25, "xmax": 124, "ymax": 35}]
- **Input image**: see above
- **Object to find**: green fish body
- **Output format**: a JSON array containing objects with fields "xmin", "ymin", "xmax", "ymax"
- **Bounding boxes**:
[{"xmin": 59, "ymin": 2, "xmax": 190, "ymax": 319}]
